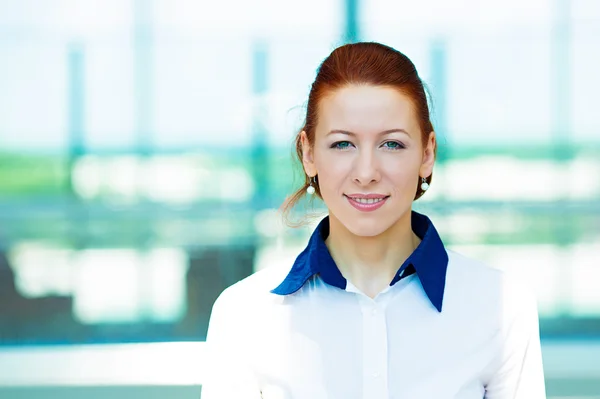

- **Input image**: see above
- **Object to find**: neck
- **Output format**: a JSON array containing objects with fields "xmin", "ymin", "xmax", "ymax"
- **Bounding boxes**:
[{"xmin": 324, "ymin": 211, "xmax": 420, "ymax": 298}]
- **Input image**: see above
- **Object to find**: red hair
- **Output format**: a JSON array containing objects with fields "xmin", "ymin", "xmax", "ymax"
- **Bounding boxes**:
[{"xmin": 282, "ymin": 42, "xmax": 436, "ymax": 222}]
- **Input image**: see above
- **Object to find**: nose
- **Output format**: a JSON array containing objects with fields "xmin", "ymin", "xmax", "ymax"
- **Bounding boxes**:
[{"xmin": 352, "ymin": 148, "xmax": 381, "ymax": 186}]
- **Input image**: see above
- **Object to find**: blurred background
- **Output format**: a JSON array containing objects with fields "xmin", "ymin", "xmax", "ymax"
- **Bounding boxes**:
[{"xmin": 0, "ymin": 0, "xmax": 599, "ymax": 398}]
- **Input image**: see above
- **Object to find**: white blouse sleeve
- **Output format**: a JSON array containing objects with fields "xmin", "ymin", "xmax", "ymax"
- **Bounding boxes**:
[
  {"xmin": 201, "ymin": 289, "xmax": 263, "ymax": 399},
  {"xmin": 484, "ymin": 276, "xmax": 547, "ymax": 399}
]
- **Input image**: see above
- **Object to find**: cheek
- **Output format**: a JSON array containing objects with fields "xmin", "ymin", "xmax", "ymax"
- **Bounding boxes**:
[
  {"xmin": 383, "ymin": 157, "xmax": 421, "ymax": 187},
  {"xmin": 317, "ymin": 167, "xmax": 348, "ymax": 195},
  {"xmin": 315, "ymin": 153, "xmax": 352, "ymax": 184},
  {"xmin": 388, "ymin": 170, "xmax": 415, "ymax": 188}
]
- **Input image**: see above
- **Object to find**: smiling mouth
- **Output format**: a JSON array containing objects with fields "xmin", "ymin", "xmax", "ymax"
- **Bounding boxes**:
[
  {"xmin": 344, "ymin": 194, "xmax": 390, "ymax": 212},
  {"xmin": 344, "ymin": 194, "xmax": 390, "ymax": 203},
  {"xmin": 346, "ymin": 196, "xmax": 387, "ymax": 204}
]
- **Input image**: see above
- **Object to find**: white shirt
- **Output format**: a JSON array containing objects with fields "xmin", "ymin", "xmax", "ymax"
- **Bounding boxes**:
[{"xmin": 202, "ymin": 212, "xmax": 546, "ymax": 399}]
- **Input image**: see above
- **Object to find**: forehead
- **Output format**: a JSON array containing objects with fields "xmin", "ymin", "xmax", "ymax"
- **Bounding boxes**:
[{"xmin": 317, "ymin": 85, "xmax": 419, "ymax": 135}]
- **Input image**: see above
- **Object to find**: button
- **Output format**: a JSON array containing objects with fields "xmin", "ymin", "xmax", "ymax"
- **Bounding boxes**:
[
  {"xmin": 372, "ymin": 371, "xmax": 380, "ymax": 378},
  {"xmin": 371, "ymin": 308, "xmax": 378, "ymax": 316}
]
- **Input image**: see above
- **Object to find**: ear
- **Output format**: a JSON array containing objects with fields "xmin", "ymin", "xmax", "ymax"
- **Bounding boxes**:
[
  {"xmin": 300, "ymin": 131, "xmax": 317, "ymax": 177},
  {"xmin": 419, "ymin": 131, "xmax": 436, "ymax": 178}
]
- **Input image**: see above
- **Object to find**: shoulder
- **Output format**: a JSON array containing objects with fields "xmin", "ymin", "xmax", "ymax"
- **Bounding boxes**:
[
  {"xmin": 206, "ymin": 264, "xmax": 293, "ymax": 346},
  {"xmin": 446, "ymin": 249, "xmax": 533, "ymax": 294},
  {"xmin": 447, "ymin": 249, "xmax": 502, "ymax": 277},
  {"xmin": 444, "ymin": 249, "xmax": 538, "ymax": 320},
  {"xmin": 211, "ymin": 264, "xmax": 292, "ymax": 316}
]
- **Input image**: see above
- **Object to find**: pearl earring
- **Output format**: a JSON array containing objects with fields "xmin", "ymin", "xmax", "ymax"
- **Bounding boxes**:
[
  {"xmin": 306, "ymin": 176, "xmax": 316, "ymax": 194},
  {"xmin": 420, "ymin": 177, "xmax": 429, "ymax": 191}
]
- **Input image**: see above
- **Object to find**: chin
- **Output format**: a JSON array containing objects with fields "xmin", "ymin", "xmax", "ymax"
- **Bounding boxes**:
[{"xmin": 339, "ymin": 215, "xmax": 395, "ymax": 238}]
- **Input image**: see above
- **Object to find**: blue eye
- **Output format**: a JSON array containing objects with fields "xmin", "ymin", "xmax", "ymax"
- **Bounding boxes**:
[
  {"xmin": 383, "ymin": 141, "xmax": 405, "ymax": 150},
  {"xmin": 331, "ymin": 141, "xmax": 353, "ymax": 150}
]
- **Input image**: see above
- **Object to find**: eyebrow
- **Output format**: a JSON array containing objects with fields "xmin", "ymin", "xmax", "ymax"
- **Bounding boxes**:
[{"xmin": 327, "ymin": 128, "xmax": 410, "ymax": 137}]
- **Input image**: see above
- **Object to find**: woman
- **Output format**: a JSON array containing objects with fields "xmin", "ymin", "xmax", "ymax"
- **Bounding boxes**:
[{"xmin": 202, "ymin": 42, "xmax": 546, "ymax": 399}]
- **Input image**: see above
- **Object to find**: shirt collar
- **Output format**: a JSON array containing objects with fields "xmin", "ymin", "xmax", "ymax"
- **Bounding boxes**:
[{"xmin": 270, "ymin": 211, "xmax": 449, "ymax": 312}]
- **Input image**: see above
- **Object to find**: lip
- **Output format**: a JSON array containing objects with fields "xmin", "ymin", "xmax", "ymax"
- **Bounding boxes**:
[
  {"xmin": 345, "ymin": 194, "xmax": 389, "ymax": 212},
  {"xmin": 345, "ymin": 193, "xmax": 388, "ymax": 199}
]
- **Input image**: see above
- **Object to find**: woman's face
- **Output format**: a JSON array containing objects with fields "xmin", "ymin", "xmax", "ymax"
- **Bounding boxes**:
[{"xmin": 301, "ymin": 84, "xmax": 435, "ymax": 237}]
